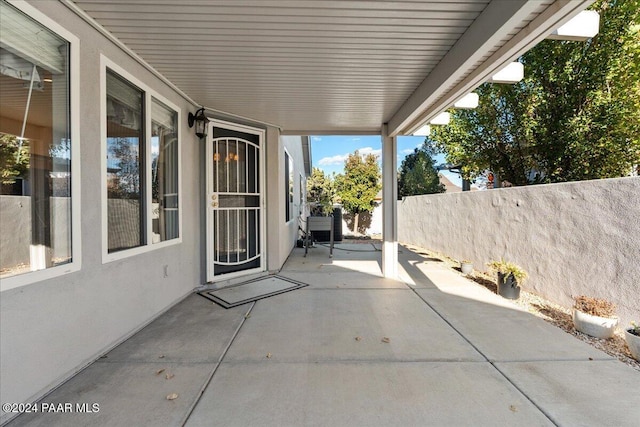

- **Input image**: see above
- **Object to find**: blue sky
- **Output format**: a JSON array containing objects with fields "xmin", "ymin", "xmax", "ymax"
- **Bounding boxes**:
[{"xmin": 310, "ymin": 135, "xmax": 462, "ymax": 187}]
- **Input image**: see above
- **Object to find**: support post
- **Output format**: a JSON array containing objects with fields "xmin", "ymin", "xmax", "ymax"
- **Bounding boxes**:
[{"xmin": 381, "ymin": 124, "xmax": 398, "ymax": 278}]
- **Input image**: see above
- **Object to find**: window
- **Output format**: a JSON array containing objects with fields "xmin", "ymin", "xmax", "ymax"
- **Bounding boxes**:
[
  {"xmin": 0, "ymin": 1, "xmax": 79, "ymax": 287},
  {"xmin": 103, "ymin": 61, "xmax": 180, "ymax": 260},
  {"xmin": 299, "ymin": 173, "xmax": 305, "ymax": 215},
  {"xmin": 284, "ymin": 150, "xmax": 294, "ymax": 222},
  {"xmin": 151, "ymin": 98, "xmax": 179, "ymax": 242},
  {"xmin": 106, "ymin": 70, "xmax": 144, "ymax": 252}
]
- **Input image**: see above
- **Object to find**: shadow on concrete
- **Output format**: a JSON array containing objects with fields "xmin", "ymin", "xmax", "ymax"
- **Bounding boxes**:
[{"xmin": 6, "ymin": 242, "xmax": 640, "ymax": 427}]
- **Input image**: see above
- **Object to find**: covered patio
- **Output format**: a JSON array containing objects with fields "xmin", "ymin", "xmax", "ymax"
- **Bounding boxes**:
[
  {"xmin": 8, "ymin": 243, "xmax": 639, "ymax": 426},
  {"xmin": 65, "ymin": 0, "xmax": 605, "ymax": 277},
  {"xmin": 4, "ymin": 2, "xmax": 637, "ymax": 425}
]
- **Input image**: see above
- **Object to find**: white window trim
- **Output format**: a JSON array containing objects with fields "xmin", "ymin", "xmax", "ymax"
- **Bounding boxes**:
[
  {"xmin": 284, "ymin": 147, "xmax": 295, "ymax": 224},
  {"xmin": 299, "ymin": 173, "xmax": 305, "ymax": 216},
  {"xmin": 100, "ymin": 55, "xmax": 182, "ymax": 264},
  {"xmin": 1, "ymin": 1, "xmax": 81, "ymax": 292}
]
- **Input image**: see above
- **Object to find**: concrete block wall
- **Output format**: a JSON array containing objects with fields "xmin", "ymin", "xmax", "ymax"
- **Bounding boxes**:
[{"xmin": 398, "ymin": 177, "xmax": 640, "ymax": 327}]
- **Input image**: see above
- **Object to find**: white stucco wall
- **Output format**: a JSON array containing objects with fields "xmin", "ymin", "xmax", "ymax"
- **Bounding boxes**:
[
  {"xmin": 265, "ymin": 135, "xmax": 307, "ymax": 271},
  {"xmin": 398, "ymin": 177, "xmax": 640, "ymax": 328},
  {"xmin": 0, "ymin": 1, "xmax": 201, "ymax": 415}
]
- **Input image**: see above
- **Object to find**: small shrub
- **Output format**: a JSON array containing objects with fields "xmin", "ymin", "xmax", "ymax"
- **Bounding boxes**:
[
  {"xmin": 487, "ymin": 259, "xmax": 527, "ymax": 282},
  {"xmin": 573, "ymin": 296, "xmax": 616, "ymax": 318},
  {"xmin": 629, "ymin": 321, "xmax": 640, "ymax": 337}
]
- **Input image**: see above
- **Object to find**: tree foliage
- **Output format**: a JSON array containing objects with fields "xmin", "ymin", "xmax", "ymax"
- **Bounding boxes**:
[
  {"xmin": 0, "ymin": 134, "xmax": 30, "ymax": 185},
  {"xmin": 306, "ymin": 166, "xmax": 335, "ymax": 215},
  {"xmin": 430, "ymin": 0, "xmax": 640, "ymax": 185},
  {"xmin": 107, "ymin": 137, "xmax": 141, "ymax": 197},
  {"xmin": 335, "ymin": 150, "xmax": 381, "ymax": 231},
  {"xmin": 398, "ymin": 141, "xmax": 445, "ymax": 198}
]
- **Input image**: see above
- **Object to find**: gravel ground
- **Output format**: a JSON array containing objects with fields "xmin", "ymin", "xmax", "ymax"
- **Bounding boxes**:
[{"xmin": 403, "ymin": 243, "xmax": 640, "ymax": 372}]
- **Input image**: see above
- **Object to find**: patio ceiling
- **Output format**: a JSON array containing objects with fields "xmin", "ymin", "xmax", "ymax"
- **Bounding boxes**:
[{"xmin": 68, "ymin": 0, "xmax": 593, "ymax": 135}]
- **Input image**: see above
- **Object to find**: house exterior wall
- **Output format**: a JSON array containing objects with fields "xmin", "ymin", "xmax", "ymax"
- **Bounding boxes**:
[
  {"xmin": 398, "ymin": 177, "xmax": 640, "ymax": 327},
  {"xmin": 0, "ymin": 1, "xmax": 307, "ymax": 415},
  {"xmin": 264, "ymin": 126, "xmax": 281, "ymax": 272},
  {"xmin": 265, "ymin": 134, "xmax": 307, "ymax": 271},
  {"xmin": 281, "ymin": 135, "xmax": 307, "ymax": 259},
  {"xmin": 0, "ymin": 1, "xmax": 199, "ymax": 412}
]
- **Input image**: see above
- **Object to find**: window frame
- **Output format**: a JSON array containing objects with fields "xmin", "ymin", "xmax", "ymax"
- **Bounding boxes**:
[
  {"xmin": 284, "ymin": 148, "xmax": 294, "ymax": 223},
  {"xmin": 0, "ymin": 1, "xmax": 81, "ymax": 292},
  {"xmin": 299, "ymin": 173, "xmax": 305, "ymax": 215},
  {"xmin": 100, "ymin": 55, "xmax": 182, "ymax": 263},
  {"xmin": 150, "ymin": 97, "xmax": 180, "ymax": 243}
]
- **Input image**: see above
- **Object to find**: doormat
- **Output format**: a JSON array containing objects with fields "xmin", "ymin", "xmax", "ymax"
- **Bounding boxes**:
[{"xmin": 199, "ymin": 275, "xmax": 308, "ymax": 308}]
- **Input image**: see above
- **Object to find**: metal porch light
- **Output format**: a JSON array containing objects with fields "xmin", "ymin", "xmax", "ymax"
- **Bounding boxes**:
[{"xmin": 188, "ymin": 107, "xmax": 209, "ymax": 139}]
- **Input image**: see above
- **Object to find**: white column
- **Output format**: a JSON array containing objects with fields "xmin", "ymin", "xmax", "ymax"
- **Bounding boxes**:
[{"xmin": 381, "ymin": 124, "xmax": 398, "ymax": 278}]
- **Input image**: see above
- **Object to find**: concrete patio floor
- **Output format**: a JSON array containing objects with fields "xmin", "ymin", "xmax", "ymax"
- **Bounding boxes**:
[{"xmin": 7, "ymin": 243, "xmax": 640, "ymax": 426}]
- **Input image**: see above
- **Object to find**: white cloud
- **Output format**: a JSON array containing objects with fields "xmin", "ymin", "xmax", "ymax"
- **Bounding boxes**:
[
  {"xmin": 357, "ymin": 146, "xmax": 382, "ymax": 157},
  {"xmin": 318, "ymin": 154, "xmax": 349, "ymax": 166},
  {"xmin": 317, "ymin": 146, "xmax": 382, "ymax": 166},
  {"xmin": 312, "ymin": 136, "xmax": 322, "ymax": 142},
  {"xmin": 401, "ymin": 148, "xmax": 414, "ymax": 155}
]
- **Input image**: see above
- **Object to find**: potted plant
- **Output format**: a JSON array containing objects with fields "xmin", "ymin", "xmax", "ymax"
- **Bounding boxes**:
[
  {"xmin": 460, "ymin": 260, "xmax": 473, "ymax": 275},
  {"xmin": 572, "ymin": 295, "xmax": 618, "ymax": 339},
  {"xmin": 624, "ymin": 321, "xmax": 640, "ymax": 361},
  {"xmin": 487, "ymin": 259, "xmax": 527, "ymax": 300}
]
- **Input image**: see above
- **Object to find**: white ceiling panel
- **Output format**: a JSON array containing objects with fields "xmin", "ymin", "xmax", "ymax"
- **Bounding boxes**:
[{"xmin": 69, "ymin": 0, "xmax": 592, "ymax": 134}]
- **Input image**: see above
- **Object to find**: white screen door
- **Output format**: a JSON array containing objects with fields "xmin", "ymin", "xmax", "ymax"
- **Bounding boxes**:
[{"xmin": 206, "ymin": 120, "xmax": 264, "ymax": 282}]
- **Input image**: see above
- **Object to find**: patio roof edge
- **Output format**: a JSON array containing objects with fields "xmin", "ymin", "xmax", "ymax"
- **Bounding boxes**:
[{"xmin": 388, "ymin": 0, "xmax": 595, "ymax": 137}]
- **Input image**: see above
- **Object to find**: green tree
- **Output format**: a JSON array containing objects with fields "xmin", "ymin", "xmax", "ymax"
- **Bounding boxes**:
[
  {"xmin": 335, "ymin": 150, "xmax": 381, "ymax": 232},
  {"xmin": 0, "ymin": 134, "xmax": 30, "ymax": 185},
  {"xmin": 398, "ymin": 141, "xmax": 445, "ymax": 197},
  {"xmin": 431, "ymin": 0, "xmax": 640, "ymax": 185},
  {"xmin": 306, "ymin": 167, "xmax": 335, "ymax": 215}
]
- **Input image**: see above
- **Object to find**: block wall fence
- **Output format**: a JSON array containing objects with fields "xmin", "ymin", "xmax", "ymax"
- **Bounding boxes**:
[{"xmin": 398, "ymin": 177, "xmax": 640, "ymax": 328}]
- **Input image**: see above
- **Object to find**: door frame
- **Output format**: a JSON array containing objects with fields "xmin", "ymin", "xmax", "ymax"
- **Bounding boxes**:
[{"xmin": 205, "ymin": 119, "xmax": 266, "ymax": 283}]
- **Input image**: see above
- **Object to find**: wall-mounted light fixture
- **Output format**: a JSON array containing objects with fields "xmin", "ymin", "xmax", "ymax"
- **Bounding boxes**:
[{"xmin": 188, "ymin": 107, "xmax": 209, "ymax": 139}]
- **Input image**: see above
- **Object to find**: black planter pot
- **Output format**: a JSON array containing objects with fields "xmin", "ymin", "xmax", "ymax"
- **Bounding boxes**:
[{"xmin": 497, "ymin": 272, "xmax": 521, "ymax": 300}]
